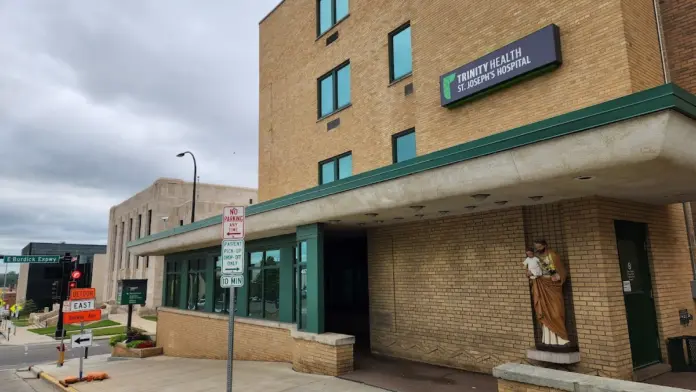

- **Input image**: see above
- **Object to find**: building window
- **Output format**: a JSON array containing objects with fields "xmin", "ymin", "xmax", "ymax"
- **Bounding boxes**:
[
  {"xmin": 318, "ymin": 0, "xmax": 348, "ymax": 36},
  {"xmin": 389, "ymin": 22, "xmax": 412, "ymax": 82},
  {"xmin": 392, "ymin": 129, "xmax": 416, "ymax": 163},
  {"xmin": 294, "ymin": 241, "xmax": 308, "ymax": 330},
  {"xmin": 179, "ymin": 219, "xmax": 184, "ymax": 227},
  {"xmin": 164, "ymin": 261, "xmax": 181, "ymax": 308},
  {"xmin": 318, "ymin": 62, "xmax": 351, "ymax": 118},
  {"xmin": 214, "ymin": 257, "xmax": 237, "ymax": 314},
  {"xmin": 187, "ymin": 259, "xmax": 206, "ymax": 311},
  {"xmin": 118, "ymin": 222, "xmax": 124, "ymax": 268},
  {"xmin": 136, "ymin": 214, "xmax": 142, "ymax": 269},
  {"xmin": 146, "ymin": 209, "xmax": 152, "ymax": 268},
  {"xmin": 248, "ymin": 250, "xmax": 280, "ymax": 321},
  {"xmin": 319, "ymin": 152, "xmax": 352, "ymax": 184}
]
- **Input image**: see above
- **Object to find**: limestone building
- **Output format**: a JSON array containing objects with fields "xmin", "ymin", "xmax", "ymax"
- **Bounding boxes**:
[
  {"xmin": 128, "ymin": 0, "xmax": 696, "ymax": 381},
  {"xmin": 104, "ymin": 178, "xmax": 257, "ymax": 312}
]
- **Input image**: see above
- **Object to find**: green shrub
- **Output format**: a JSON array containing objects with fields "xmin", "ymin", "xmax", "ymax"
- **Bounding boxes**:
[{"xmin": 109, "ymin": 333, "xmax": 127, "ymax": 347}]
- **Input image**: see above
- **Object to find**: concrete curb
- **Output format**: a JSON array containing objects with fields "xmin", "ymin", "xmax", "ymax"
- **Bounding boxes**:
[{"xmin": 29, "ymin": 365, "xmax": 80, "ymax": 392}]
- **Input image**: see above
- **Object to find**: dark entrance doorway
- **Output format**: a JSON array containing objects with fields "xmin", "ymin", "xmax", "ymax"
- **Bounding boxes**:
[
  {"xmin": 614, "ymin": 220, "xmax": 662, "ymax": 369},
  {"xmin": 324, "ymin": 228, "xmax": 370, "ymax": 349}
]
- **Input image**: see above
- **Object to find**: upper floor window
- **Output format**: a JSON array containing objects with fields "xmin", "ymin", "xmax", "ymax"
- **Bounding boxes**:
[
  {"xmin": 392, "ymin": 129, "xmax": 416, "ymax": 163},
  {"xmin": 318, "ymin": 0, "xmax": 349, "ymax": 36},
  {"xmin": 318, "ymin": 62, "xmax": 351, "ymax": 118},
  {"xmin": 389, "ymin": 23, "xmax": 412, "ymax": 82},
  {"xmin": 320, "ymin": 152, "xmax": 352, "ymax": 184}
]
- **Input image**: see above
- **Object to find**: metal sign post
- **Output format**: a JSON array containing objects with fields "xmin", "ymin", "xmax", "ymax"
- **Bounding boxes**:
[
  {"xmin": 222, "ymin": 205, "xmax": 245, "ymax": 392},
  {"xmin": 79, "ymin": 322, "xmax": 84, "ymax": 380}
]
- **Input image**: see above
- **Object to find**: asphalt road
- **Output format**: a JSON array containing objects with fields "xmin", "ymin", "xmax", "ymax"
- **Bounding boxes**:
[{"xmin": 0, "ymin": 340, "xmax": 112, "ymax": 372}]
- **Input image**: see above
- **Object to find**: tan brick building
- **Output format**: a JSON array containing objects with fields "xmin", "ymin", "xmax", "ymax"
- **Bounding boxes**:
[{"xmin": 129, "ymin": 0, "xmax": 696, "ymax": 381}]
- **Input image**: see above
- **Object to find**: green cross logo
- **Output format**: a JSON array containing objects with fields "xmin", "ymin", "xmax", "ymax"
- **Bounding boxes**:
[{"xmin": 442, "ymin": 73, "xmax": 456, "ymax": 100}]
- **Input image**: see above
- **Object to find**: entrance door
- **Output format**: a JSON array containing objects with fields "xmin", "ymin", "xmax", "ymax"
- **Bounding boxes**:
[{"xmin": 614, "ymin": 220, "xmax": 662, "ymax": 369}]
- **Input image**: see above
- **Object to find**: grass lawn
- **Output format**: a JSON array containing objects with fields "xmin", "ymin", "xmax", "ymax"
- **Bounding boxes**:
[
  {"xmin": 142, "ymin": 316, "xmax": 158, "ymax": 322},
  {"xmin": 28, "ymin": 319, "xmax": 120, "ymax": 335},
  {"xmin": 66, "ymin": 326, "xmax": 128, "ymax": 338},
  {"xmin": 12, "ymin": 318, "xmax": 31, "ymax": 327}
]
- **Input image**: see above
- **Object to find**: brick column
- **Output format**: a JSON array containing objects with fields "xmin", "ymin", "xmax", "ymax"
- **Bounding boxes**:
[{"xmin": 561, "ymin": 198, "xmax": 633, "ymax": 379}]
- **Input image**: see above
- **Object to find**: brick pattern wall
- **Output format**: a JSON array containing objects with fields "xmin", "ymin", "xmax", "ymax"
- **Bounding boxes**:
[
  {"xmin": 258, "ymin": 0, "xmax": 645, "ymax": 201},
  {"xmin": 620, "ymin": 0, "xmax": 664, "ymax": 91},
  {"xmin": 157, "ymin": 308, "xmax": 354, "ymax": 376},
  {"xmin": 660, "ymin": 0, "xmax": 696, "ymax": 93},
  {"xmin": 292, "ymin": 340, "xmax": 354, "ymax": 376},
  {"xmin": 367, "ymin": 208, "xmax": 535, "ymax": 373},
  {"xmin": 497, "ymin": 380, "xmax": 565, "ymax": 392},
  {"xmin": 156, "ymin": 310, "xmax": 293, "ymax": 361}
]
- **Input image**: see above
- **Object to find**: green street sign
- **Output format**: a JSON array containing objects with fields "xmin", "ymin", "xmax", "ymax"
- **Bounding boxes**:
[
  {"xmin": 2, "ymin": 255, "xmax": 61, "ymax": 263},
  {"xmin": 117, "ymin": 279, "xmax": 148, "ymax": 305}
]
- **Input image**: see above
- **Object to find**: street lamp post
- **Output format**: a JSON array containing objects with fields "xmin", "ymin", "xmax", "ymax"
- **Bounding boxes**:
[{"xmin": 176, "ymin": 151, "xmax": 197, "ymax": 223}]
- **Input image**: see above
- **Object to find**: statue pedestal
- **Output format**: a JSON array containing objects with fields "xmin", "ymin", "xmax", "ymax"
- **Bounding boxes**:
[{"xmin": 527, "ymin": 349, "xmax": 580, "ymax": 364}]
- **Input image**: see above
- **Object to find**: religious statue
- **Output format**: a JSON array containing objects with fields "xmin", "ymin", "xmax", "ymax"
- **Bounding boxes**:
[{"xmin": 528, "ymin": 239, "xmax": 569, "ymax": 346}]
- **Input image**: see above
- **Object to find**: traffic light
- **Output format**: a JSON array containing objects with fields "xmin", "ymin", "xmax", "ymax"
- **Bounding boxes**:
[
  {"xmin": 51, "ymin": 281, "xmax": 60, "ymax": 300},
  {"xmin": 71, "ymin": 270, "xmax": 82, "ymax": 280},
  {"xmin": 68, "ymin": 281, "xmax": 77, "ymax": 290}
]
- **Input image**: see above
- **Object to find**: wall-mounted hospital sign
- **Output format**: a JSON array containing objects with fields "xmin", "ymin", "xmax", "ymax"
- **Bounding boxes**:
[{"xmin": 440, "ymin": 24, "xmax": 562, "ymax": 107}]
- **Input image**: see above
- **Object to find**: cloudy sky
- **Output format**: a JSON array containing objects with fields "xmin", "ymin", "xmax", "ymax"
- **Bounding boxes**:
[{"xmin": 0, "ymin": 0, "xmax": 280, "ymax": 271}]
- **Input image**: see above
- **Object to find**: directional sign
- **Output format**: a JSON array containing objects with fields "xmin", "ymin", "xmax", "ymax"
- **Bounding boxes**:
[
  {"xmin": 2, "ymin": 255, "xmax": 61, "ymax": 263},
  {"xmin": 69, "ymin": 288, "xmax": 96, "ymax": 301},
  {"xmin": 221, "ymin": 274, "xmax": 244, "ymax": 288},
  {"xmin": 70, "ymin": 299, "xmax": 95, "ymax": 312},
  {"xmin": 71, "ymin": 332, "xmax": 93, "ymax": 348},
  {"xmin": 221, "ymin": 240, "xmax": 245, "ymax": 274},
  {"xmin": 63, "ymin": 310, "xmax": 101, "ymax": 324},
  {"xmin": 222, "ymin": 206, "xmax": 245, "ymax": 240}
]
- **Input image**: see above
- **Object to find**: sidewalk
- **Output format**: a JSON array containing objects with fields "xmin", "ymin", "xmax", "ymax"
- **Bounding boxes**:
[
  {"xmin": 32, "ymin": 355, "xmax": 388, "ymax": 392},
  {"xmin": 0, "ymin": 326, "xmax": 56, "ymax": 345},
  {"xmin": 108, "ymin": 313, "xmax": 157, "ymax": 334}
]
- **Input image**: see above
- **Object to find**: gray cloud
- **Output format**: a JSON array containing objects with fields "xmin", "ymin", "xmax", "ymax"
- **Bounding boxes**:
[{"xmin": 0, "ymin": 0, "xmax": 279, "ymax": 267}]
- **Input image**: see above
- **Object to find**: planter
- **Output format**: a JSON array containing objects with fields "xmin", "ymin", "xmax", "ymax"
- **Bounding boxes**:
[{"xmin": 112, "ymin": 342, "xmax": 163, "ymax": 358}]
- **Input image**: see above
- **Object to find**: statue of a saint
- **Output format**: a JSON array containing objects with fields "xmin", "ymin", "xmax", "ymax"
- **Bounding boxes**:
[{"xmin": 529, "ymin": 239, "xmax": 569, "ymax": 346}]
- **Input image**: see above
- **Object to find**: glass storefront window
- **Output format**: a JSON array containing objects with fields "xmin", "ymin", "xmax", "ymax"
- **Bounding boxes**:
[
  {"xmin": 187, "ymin": 259, "xmax": 206, "ymax": 311},
  {"xmin": 247, "ymin": 250, "xmax": 281, "ymax": 321}
]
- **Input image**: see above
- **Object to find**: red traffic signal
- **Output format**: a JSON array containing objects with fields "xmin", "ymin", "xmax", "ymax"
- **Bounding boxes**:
[
  {"xmin": 68, "ymin": 281, "xmax": 77, "ymax": 289},
  {"xmin": 70, "ymin": 270, "xmax": 82, "ymax": 280}
]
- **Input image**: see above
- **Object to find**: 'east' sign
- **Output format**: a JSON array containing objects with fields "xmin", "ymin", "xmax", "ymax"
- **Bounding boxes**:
[{"xmin": 440, "ymin": 24, "xmax": 562, "ymax": 107}]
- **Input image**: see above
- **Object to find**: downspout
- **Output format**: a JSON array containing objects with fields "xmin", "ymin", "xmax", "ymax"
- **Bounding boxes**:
[{"xmin": 653, "ymin": 0, "xmax": 696, "ymax": 280}]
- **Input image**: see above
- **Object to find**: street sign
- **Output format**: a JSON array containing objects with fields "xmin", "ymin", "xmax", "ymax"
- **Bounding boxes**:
[
  {"xmin": 69, "ymin": 288, "xmax": 96, "ymax": 301},
  {"xmin": 221, "ymin": 240, "xmax": 245, "ymax": 274},
  {"xmin": 117, "ymin": 279, "xmax": 147, "ymax": 305},
  {"xmin": 63, "ymin": 310, "xmax": 100, "ymax": 324},
  {"xmin": 70, "ymin": 299, "xmax": 95, "ymax": 312},
  {"xmin": 2, "ymin": 255, "xmax": 60, "ymax": 263},
  {"xmin": 222, "ymin": 206, "xmax": 245, "ymax": 240},
  {"xmin": 221, "ymin": 274, "xmax": 244, "ymax": 288},
  {"xmin": 71, "ymin": 332, "xmax": 93, "ymax": 348}
]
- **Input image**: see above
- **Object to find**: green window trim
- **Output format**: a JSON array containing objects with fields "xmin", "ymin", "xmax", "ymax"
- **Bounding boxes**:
[
  {"xmin": 247, "ymin": 250, "xmax": 281, "ymax": 321},
  {"xmin": 294, "ymin": 241, "xmax": 308, "ymax": 330},
  {"xmin": 318, "ymin": 61, "xmax": 351, "ymax": 118},
  {"xmin": 164, "ymin": 261, "xmax": 181, "ymax": 308},
  {"xmin": 388, "ymin": 22, "xmax": 412, "ymax": 82},
  {"xmin": 319, "ymin": 151, "xmax": 352, "ymax": 184},
  {"xmin": 392, "ymin": 128, "xmax": 417, "ymax": 163},
  {"xmin": 317, "ymin": 0, "xmax": 349, "ymax": 36}
]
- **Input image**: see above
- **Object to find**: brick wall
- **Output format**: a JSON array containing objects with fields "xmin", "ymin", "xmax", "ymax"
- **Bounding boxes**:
[
  {"xmin": 367, "ymin": 208, "xmax": 535, "ymax": 373},
  {"xmin": 660, "ymin": 0, "xmax": 696, "ymax": 93},
  {"xmin": 292, "ymin": 339, "xmax": 354, "ymax": 376},
  {"xmin": 157, "ymin": 308, "xmax": 354, "ymax": 376},
  {"xmin": 620, "ymin": 0, "xmax": 664, "ymax": 91},
  {"xmin": 498, "ymin": 380, "xmax": 565, "ymax": 392},
  {"xmin": 156, "ymin": 309, "xmax": 293, "ymax": 361},
  {"xmin": 258, "ymin": 0, "xmax": 655, "ymax": 201}
]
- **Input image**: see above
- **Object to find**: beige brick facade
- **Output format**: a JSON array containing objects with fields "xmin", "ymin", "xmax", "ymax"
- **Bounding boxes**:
[
  {"xmin": 156, "ymin": 308, "xmax": 354, "ymax": 376},
  {"xmin": 660, "ymin": 0, "xmax": 696, "ymax": 93},
  {"xmin": 367, "ymin": 197, "xmax": 695, "ymax": 379},
  {"xmin": 258, "ymin": 0, "xmax": 667, "ymax": 201}
]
